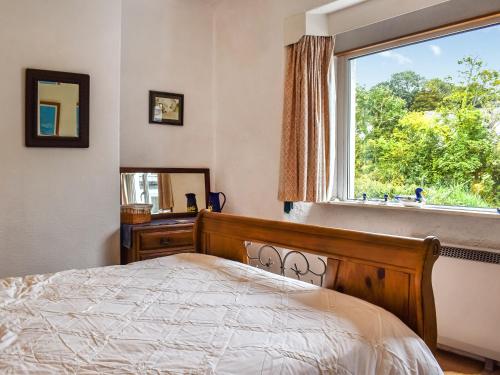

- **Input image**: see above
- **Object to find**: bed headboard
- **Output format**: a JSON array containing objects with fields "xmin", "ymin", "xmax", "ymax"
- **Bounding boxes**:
[{"xmin": 194, "ymin": 210, "xmax": 440, "ymax": 351}]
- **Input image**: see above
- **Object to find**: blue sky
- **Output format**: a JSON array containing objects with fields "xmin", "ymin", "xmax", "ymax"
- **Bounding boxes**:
[{"xmin": 353, "ymin": 23, "xmax": 500, "ymax": 88}]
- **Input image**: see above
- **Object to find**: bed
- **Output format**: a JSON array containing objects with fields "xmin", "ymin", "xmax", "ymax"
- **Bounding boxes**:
[{"xmin": 0, "ymin": 211, "xmax": 442, "ymax": 374}]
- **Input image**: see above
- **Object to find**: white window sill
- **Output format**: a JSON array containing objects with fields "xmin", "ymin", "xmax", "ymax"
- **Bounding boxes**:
[{"xmin": 322, "ymin": 200, "xmax": 499, "ymax": 219}]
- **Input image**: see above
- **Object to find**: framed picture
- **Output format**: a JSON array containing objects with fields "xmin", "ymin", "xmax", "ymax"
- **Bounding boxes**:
[
  {"xmin": 149, "ymin": 91, "xmax": 184, "ymax": 126},
  {"xmin": 38, "ymin": 101, "xmax": 60, "ymax": 136}
]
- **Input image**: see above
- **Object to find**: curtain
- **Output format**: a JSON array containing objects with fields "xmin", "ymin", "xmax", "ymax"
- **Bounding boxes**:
[
  {"xmin": 121, "ymin": 173, "xmax": 136, "ymax": 205},
  {"xmin": 158, "ymin": 173, "xmax": 175, "ymax": 211},
  {"xmin": 278, "ymin": 35, "xmax": 334, "ymax": 203}
]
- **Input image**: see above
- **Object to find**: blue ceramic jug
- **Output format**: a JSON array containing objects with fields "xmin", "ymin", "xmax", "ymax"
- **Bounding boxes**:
[
  {"xmin": 185, "ymin": 193, "xmax": 198, "ymax": 213},
  {"xmin": 208, "ymin": 192, "xmax": 226, "ymax": 212}
]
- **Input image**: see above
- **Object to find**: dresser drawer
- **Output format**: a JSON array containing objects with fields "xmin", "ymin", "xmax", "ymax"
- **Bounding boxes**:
[{"xmin": 139, "ymin": 230, "xmax": 193, "ymax": 251}]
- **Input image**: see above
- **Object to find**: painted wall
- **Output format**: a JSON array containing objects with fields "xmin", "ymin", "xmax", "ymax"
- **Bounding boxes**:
[
  {"xmin": 0, "ymin": 0, "xmax": 121, "ymax": 277},
  {"xmin": 212, "ymin": 0, "xmax": 500, "ymax": 360},
  {"xmin": 120, "ymin": 0, "xmax": 215, "ymax": 171}
]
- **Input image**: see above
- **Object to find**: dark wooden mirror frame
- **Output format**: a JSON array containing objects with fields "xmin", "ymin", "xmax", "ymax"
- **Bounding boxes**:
[
  {"xmin": 25, "ymin": 68, "xmax": 90, "ymax": 148},
  {"xmin": 120, "ymin": 167, "xmax": 211, "ymax": 219}
]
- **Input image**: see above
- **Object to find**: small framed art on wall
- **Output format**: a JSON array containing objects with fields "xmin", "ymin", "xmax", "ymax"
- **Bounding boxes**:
[{"xmin": 149, "ymin": 91, "xmax": 184, "ymax": 126}]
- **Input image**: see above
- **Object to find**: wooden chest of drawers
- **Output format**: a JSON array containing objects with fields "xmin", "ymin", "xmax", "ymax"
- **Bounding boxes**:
[{"xmin": 122, "ymin": 220, "xmax": 196, "ymax": 264}]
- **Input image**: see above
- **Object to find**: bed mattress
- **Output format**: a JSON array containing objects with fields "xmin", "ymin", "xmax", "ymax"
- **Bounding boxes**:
[{"xmin": 0, "ymin": 253, "xmax": 442, "ymax": 374}]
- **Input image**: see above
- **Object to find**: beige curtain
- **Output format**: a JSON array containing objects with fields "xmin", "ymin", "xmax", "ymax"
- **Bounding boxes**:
[
  {"xmin": 278, "ymin": 35, "xmax": 334, "ymax": 203},
  {"xmin": 158, "ymin": 173, "xmax": 174, "ymax": 211},
  {"xmin": 121, "ymin": 173, "xmax": 136, "ymax": 205}
]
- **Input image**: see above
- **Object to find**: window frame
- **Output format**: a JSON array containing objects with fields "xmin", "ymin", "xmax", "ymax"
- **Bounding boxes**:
[{"xmin": 333, "ymin": 14, "xmax": 500, "ymax": 211}]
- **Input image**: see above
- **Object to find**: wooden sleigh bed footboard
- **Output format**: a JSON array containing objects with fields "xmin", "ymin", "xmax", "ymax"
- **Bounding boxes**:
[{"xmin": 194, "ymin": 210, "xmax": 440, "ymax": 351}]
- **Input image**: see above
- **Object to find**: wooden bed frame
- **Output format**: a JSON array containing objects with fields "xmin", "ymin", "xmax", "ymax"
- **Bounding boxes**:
[{"xmin": 194, "ymin": 210, "xmax": 440, "ymax": 351}]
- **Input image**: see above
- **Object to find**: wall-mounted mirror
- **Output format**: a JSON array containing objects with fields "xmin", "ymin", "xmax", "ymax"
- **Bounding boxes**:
[
  {"xmin": 120, "ymin": 168, "xmax": 210, "ymax": 217},
  {"xmin": 25, "ymin": 69, "xmax": 89, "ymax": 147}
]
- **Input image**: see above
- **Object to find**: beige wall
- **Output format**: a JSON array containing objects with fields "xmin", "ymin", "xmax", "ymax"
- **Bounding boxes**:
[
  {"xmin": 0, "ymin": 0, "xmax": 121, "ymax": 277},
  {"xmin": 120, "ymin": 0, "xmax": 215, "ymax": 172},
  {"xmin": 212, "ymin": 0, "xmax": 500, "ymax": 361}
]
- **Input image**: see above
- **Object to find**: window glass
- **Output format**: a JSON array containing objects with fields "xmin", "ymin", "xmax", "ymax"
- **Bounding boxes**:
[{"xmin": 349, "ymin": 23, "xmax": 499, "ymax": 208}]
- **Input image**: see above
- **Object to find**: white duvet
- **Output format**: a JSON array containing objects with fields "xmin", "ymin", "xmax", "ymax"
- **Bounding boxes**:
[{"xmin": 0, "ymin": 253, "xmax": 442, "ymax": 374}]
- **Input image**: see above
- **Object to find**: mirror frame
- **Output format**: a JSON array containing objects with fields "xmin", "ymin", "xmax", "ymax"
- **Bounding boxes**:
[
  {"xmin": 25, "ymin": 68, "xmax": 90, "ymax": 148},
  {"xmin": 120, "ymin": 167, "xmax": 210, "ymax": 218}
]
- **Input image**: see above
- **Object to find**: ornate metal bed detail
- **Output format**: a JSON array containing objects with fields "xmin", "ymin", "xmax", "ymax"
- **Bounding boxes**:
[
  {"xmin": 194, "ymin": 210, "xmax": 440, "ymax": 352},
  {"xmin": 245, "ymin": 242, "xmax": 327, "ymax": 286}
]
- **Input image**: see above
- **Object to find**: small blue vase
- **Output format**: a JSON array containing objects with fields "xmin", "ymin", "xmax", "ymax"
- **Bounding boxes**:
[
  {"xmin": 185, "ymin": 193, "xmax": 198, "ymax": 213},
  {"xmin": 208, "ymin": 192, "xmax": 226, "ymax": 212}
]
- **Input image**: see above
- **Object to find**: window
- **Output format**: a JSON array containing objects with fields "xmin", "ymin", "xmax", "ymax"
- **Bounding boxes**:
[
  {"xmin": 126, "ymin": 173, "xmax": 160, "ymax": 212},
  {"xmin": 336, "ymin": 20, "xmax": 499, "ymax": 210}
]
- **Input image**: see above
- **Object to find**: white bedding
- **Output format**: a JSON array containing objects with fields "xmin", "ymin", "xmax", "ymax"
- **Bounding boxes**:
[{"xmin": 0, "ymin": 253, "xmax": 442, "ymax": 374}]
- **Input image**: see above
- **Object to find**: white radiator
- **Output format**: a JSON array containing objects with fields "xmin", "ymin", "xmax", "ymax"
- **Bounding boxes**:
[{"xmin": 433, "ymin": 245, "xmax": 500, "ymax": 364}]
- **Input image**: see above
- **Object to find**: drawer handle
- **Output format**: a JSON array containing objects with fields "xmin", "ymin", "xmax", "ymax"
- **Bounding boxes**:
[{"xmin": 159, "ymin": 238, "xmax": 170, "ymax": 246}]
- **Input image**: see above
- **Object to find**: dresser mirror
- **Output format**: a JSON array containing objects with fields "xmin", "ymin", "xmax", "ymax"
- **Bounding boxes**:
[
  {"xmin": 25, "ymin": 69, "xmax": 89, "ymax": 148},
  {"xmin": 120, "ymin": 168, "xmax": 210, "ymax": 217}
]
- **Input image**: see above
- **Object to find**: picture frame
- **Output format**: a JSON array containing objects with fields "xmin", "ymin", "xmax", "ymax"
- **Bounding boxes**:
[
  {"xmin": 38, "ymin": 101, "xmax": 60, "ymax": 136},
  {"xmin": 149, "ymin": 91, "xmax": 184, "ymax": 126}
]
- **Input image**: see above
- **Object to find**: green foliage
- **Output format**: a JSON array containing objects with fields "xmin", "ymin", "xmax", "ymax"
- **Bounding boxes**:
[
  {"xmin": 355, "ymin": 56, "xmax": 499, "ymax": 208},
  {"xmin": 376, "ymin": 70, "xmax": 426, "ymax": 108},
  {"xmin": 411, "ymin": 78, "xmax": 453, "ymax": 111},
  {"xmin": 354, "ymin": 85, "xmax": 407, "ymax": 181},
  {"xmin": 448, "ymin": 57, "xmax": 500, "ymax": 110}
]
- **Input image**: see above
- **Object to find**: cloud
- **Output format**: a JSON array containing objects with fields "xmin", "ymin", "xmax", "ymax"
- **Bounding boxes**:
[
  {"xmin": 429, "ymin": 44, "xmax": 442, "ymax": 56},
  {"xmin": 379, "ymin": 50, "xmax": 412, "ymax": 65}
]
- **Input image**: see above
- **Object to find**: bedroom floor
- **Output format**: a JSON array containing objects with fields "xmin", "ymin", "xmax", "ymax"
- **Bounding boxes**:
[{"xmin": 437, "ymin": 349, "xmax": 500, "ymax": 375}]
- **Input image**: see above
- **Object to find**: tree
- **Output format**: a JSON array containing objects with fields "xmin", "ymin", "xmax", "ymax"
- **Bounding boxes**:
[
  {"xmin": 443, "ymin": 56, "xmax": 500, "ymax": 131},
  {"xmin": 438, "ymin": 57, "xmax": 499, "ymax": 205},
  {"xmin": 411, "ymin": 78, "xmax": 454, "ymax": 112},
  {"xmin": 354, "ymin": 57, "xmax": 499, "ymax": 207},
  {"xmin": 355, "ymin": 85, "xmax": 407, "ymax": 136},
  {"xmin": 355, "ymin": 85, "xmax": 407, "ymax": 177},
  {"xmin": 375, "ymin": 112, "xmax": 448, "ymax": 185},
  {"xmin": 377, "ymin": 71, "xmax": 426, "ymax": 109}
]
